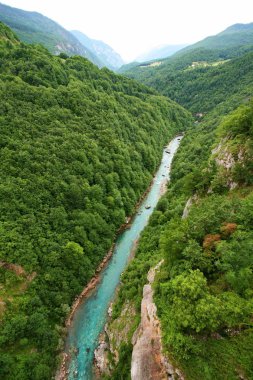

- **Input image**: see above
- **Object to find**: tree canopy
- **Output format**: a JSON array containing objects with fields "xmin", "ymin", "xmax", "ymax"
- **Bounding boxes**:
[{"xmin": 0, "ymin": 23, "xmax": 192, "ymax": 379}]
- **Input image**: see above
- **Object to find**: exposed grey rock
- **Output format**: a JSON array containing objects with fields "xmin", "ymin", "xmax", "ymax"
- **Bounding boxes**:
[
  {"xmin": 182, "ymin": 194, "xmax": 198, "ymax": 219},
  {"xmin": 94, "ymin": 337, "xmax": 110, "ymax": 376},
  {"xmin": 131, "ymin": 261, "xmax": 167, "ymax": 380},
  {"xmin": 131, "ymin": 261, "xmax": 184, "ymax": 380}
]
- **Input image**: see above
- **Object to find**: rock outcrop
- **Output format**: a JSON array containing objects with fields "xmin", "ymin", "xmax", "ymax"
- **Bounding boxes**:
[
  {"xmin": 94, "ymin": 332, "xmax": 110, "ymax": 376},
  {"xmin": 93, "ymin": 300, "xmax": 137, "ymax": 377},
  {"xmin": 131, "ymin": 261, "xmax": 184, "ymax": 380},
  {"xmin": 211, "ymin": 139, "xmax": 248, "ymax": 190},
  {"xmin": 182, "ymin": 194, "xmax": 198, "ymax": 219}
]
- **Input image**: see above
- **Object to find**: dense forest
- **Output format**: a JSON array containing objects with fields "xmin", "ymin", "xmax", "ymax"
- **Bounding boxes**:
[
  {"xmin": 120, "ymin": 23, "xmax": 253, "ymax": 119},
  {"xmin": 1, "ymin": 12, "xmax": 253, "ymax": 380},
  {"xmin": 0, "ymin": 2, "xmax": 102, "ymax": 66},
  {"xmin": 120, "ymin": 48, "xmax": 253, "ymax": 116},
  {"xmin": 107, "ymin": 29, "xmax": 253, "ymax": 380},
  {"xmin": 108, "ymin": 103, "xmax": 253, "ymax": 380},
  {"xmin": 0, "ymin": 22, "xmax": 192, "ymax": 379}
]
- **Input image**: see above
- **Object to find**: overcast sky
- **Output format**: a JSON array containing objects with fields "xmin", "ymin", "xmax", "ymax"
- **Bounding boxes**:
[{"xmin": 2, "ymin": 0, "xmax": 253, "ymax": 61}]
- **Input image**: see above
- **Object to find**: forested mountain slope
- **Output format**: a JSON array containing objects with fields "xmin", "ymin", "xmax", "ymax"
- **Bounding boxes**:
[
  {"xmin": 0, "ymin": 2, "xmax": 102, "ymax": 66},
  {"xmin": 122, "ymin": 49, "xmax": 253, "ymax": 115},
  {"xmin": 121, "ymin": 22, "xmax": 253, "ymax": 74},
  {"xmin": 176, "ymin": 22, "xmax": 253, "ymax": 58},
  {"xmin": 71, "ymin": 30, "xmax": 124, "ymax": 70},
  {"xmin": 0, "ymin": 22, "xmax": 192, "ymax": 379},
  {"xmin": 107, "ymin": 95, "xmax": 253, "ymax": 380},
  {"xmin": 120, "ymin": 23, "xmax": 253, "ymax": 115},
  {"xmin": 104, "ymin": 23, "xmax": 253, "ymax": 380},
  {"xmin": 119, "ymin": 21, "xmax": 253, "ymax": 75}
]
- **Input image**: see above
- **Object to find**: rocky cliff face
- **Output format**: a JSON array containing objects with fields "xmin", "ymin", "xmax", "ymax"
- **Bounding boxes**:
[
  {"xmin": 93, "ymin": 261, "xmax": 185, "ymax": 379},
  {"xmin": 211, "ymin": 139, "xmax": 245, "ymax": 190},
  {"xmin": 131, "ymin": 261, "xmax": 184, "ymax": 380},
  {"xmin": 93, "ymin": 300, "xmax": 137, "ymax": 377},
  {"xmin": 182, "ymin": 194, "xmax": 199, "ymax": 219},
  {"xmin": 71, "ymin": 30, "xmax": 124, "ymax": 70}
]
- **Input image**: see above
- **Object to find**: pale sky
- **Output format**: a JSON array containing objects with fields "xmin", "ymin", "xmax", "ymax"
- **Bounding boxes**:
[{"xmin": 1, "ymin": 0, "xmax": 253, "ymax": 61}]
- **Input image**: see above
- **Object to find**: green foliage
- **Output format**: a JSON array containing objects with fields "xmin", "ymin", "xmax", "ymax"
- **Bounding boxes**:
[
  {"xmin": 177, "ymin": 329, "xmax": 253, "ymax": 380},
  {"xmin": 218, "ymin": 101, "xmax": 253, "ymax": 138},
  {"xmin": 154, "ymin": 117, "xmax": 253, "ymax": 375},
  {"xmin": 0, "ymin": 21, "xmax": 19, "ymax": 44},
  {"xmin": 0, "ymin": 3, "xmax": 102, "ymax": 65},
  {"xmin": 213, "ymin": 100, "xmax": 253, "ymax": 187},
  {"xmin": 0, "ymin": 24, "xmax": 192, "ymax": 378},
  {"xmin": 161, "ymin": 270, "xmax": 222, "ymax": 332},
  {"xmin": 113, "ymin": 72, "xmax": 253, "ymax": 378},
  {"xmin": 122, "ymin": 45, "xmax": 253, "ymax": 118},
  {"xmin": 104, "ymin": 343, "xmax": 132, "ymax": 380}
]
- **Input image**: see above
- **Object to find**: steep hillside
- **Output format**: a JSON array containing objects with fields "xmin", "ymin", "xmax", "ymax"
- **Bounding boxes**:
[
  {"xmin": 0, "ymin": 20, "xmax": 19, "ymax": 43},
  {"xmin": 122, "ymin": 50, "xmax": 253, "ymax": 116},
  {"xmin": 102, "ymin": 24, "xmax": 253, "ymax": 379},
  {"xmin": 152, "ymin": 102, "xmax": 253, "ymax": 380},
  {"xmin": 104, "ymin": 101, "xmax": 253, "ymax": 380},
  {"xmin": 121, "ymin": 23, "xmax": 253, "ymax": 114},
  {"xmin": 0, "ymin": 2, "xmax": 102, "ymax": 66},
  {"xmin": 157, "ymin": 50, "xmax": 253, "ymax": 114},
  {"xmin": 71, "ymin": 30, "xmax": 124, "ymax": 70},
  {"xmin": 180, "ymin": 22, "xmax": 253, "ymax": 56},
  {"xmin": 0, "ymin": 23, "xmax": 192, "ymax": 379}
]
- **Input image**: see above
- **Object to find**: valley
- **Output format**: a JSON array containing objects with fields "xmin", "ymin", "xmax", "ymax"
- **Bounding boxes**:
[
  {"xmin": 0, "ymin": 21, "xmax": 190, "ymax": 379},
  {"xmin": 0, "ymin": 4, "xmax": 252, "ymax": 380},
  {"xmin": 61, "ymin": 136, "xmax": 183, "ymax": 379},
  {"xmin": 106, "ymin": 21, "xmax": 253, "ymax": 380}
]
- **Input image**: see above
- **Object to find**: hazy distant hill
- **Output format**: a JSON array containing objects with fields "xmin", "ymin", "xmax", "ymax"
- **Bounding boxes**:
[
  {"xmin": 136, "ymin": 44, "xmax": 188, "ymax": 62},
  {"xmin": 176, "ymin": 22, "xmax": 253, "ymax": 58},
  {"xmin": 121, "ymin": 22, "xmax": 253, "ymax": 111},
  {"xmin": 121, "ymin": 22, "xmax": 253, "ymax": 75},
  {"xmin": 71, "ymin": 30, "xmax": 124, "ymax": 70},
  {"xmin": 0, "ymin": 2, "xmax": 102, "ymax": 66}
]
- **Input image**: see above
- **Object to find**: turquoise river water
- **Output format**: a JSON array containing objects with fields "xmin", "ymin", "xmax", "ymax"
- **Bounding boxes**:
[{"xmin": 65, "ymin": 135, "xmax": 182, "ymax": 379}]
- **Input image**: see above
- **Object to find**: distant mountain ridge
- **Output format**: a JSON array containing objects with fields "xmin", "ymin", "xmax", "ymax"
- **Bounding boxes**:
[
  {"xmin": 176, "ymin": 22, "xmax": 253, "ymax": 57},
  {"xmin": 136, "ymin": 43, "xmax": 188, "ymax": 62},
  {"xmin": 219, "ymin": 22, "xmax": 253, "ymax": 34},
  {"xmin": 0, "ymin": 2, "xmax": 102, "ymax": 66},
  {"xmin": 120, "ymin": 21, "xmax": 253, "ymax": 119},
  {"xmin": 71, "ymin": 30, "xmax": 124, "ymax": 70},
  {"xmin": 120, "ymin": 22, "xmax": 253, "ymax": 75}
]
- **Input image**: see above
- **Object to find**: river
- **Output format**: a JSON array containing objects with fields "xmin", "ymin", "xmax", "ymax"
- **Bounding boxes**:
[{"xmin": 64, "ymin": 135, "xmax": 182, "ymax": 379}]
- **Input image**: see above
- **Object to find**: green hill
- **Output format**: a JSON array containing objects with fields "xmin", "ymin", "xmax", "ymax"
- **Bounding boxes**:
[
  {"xmin": 121, "ymin": 49, "xmax": 253, "ymax": 118},
  {"xmin": 0, "ymin": 20, "xmax": 19, "ymax": 43},
  {"xmin": 177, "ymin": 22, "xmax": 253, "ymax": 57},
  {"xmin": 0, "ymin": 2, "xmax": 102, "ymax": 66},
  {"xmin": 108, "ymin": 74, "xmax": 253, "ymax": 380},
  {"xmin": 106, "ymin": 23, "xmax": 253, "ymax": 380},
  {"xmin": 0, "ymin": 22, "xmax": 191, "ymax": 379},
  {"xmin": 121, "ymin": 22, "xmax": 253, "ymax": 116}
]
